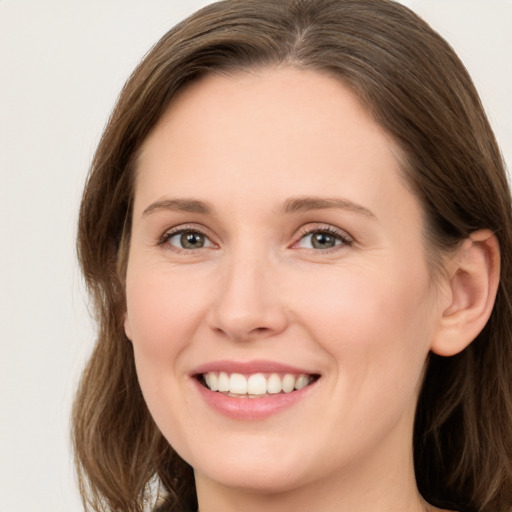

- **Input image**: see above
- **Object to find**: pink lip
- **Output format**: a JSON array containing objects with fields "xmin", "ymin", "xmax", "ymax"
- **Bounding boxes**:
[
  {"xmin": 190, "ymin": 360, "xmax": 320, "ymax": 421},
  {"xmin": 193, "ymin": 378, "xmax": 317, "ymax": 420},
  {"xmin": 190, "ymin": 359, "xmax": 316, "ymax": 376}
]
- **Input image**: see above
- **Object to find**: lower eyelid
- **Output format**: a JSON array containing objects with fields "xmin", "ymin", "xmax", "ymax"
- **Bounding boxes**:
[
  {"xmin": 296, "ymin": 235, "xmax": 350, "ymax": 250},
  {"xmin": 295, "ymin": 227, "xmax": 353, "ymax": 245},
  {"xmin": 157, "ymin": 225, "xmax": 352, "ymax": 250},
  {"xmin": 159, "ymin": 228, "xmax": 214, "ymax": 248}
]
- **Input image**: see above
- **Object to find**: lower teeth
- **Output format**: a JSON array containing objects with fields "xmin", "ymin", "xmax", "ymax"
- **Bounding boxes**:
[{"xmin": 225, "ymin": 392, "xmax": 276, "ymax": 398}]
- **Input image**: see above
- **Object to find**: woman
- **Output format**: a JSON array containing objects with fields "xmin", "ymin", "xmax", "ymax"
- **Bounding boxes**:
[{"xmin": 72, "ymin": 1, "xmax": 512, "ymax": 511}]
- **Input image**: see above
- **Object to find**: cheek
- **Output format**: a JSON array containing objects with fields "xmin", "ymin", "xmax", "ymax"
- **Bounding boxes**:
[
  {"xmin": 290, "ymin": 259, "xmax": 435, "ymax": 388},
  {"xmin": 123, "ymin": 267, "xmax": 198, "ymax": 429},
  {"xmin": 125, "ymin": 264, "xmax": 208, "ymax": 358},
  {"xmin": 124, "ymin": 266, "xmax": 201, "ymax": 441}
]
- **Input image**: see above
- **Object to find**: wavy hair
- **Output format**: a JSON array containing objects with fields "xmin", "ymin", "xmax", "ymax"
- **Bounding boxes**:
[{"xmin": 73, "ymin": 1, "xmax": 512, "ymax": 511}]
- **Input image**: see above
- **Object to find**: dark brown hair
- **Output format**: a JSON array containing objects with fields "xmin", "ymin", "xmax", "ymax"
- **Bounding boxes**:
[{"xmin": 73, "ymin": 1, "xmax": 512, "ymax": 511}]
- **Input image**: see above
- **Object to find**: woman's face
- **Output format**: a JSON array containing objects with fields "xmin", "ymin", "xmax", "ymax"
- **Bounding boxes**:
[{"xmin": 125, "ymin": 68, "xmax": 445, "ymax": 495}]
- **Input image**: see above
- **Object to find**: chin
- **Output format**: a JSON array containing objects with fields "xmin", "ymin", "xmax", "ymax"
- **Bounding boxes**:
[
  {"xmin": 195, "ymin": 459, "xmax": 310, "ymax": 495},
  {"xmin": 182, "ymin": 434, "xmax": 318, "ymax": 494}
]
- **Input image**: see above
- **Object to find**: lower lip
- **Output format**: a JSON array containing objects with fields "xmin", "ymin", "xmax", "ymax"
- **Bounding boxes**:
[{"xmin": 193, "ymin": 378, "xmax": 318, "ymax": 420}]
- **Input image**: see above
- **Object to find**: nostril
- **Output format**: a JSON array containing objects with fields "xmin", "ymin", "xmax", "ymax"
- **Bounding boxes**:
[{"xmin": 208, "ymin": 297, "xmax": 289, "ymax": 340}]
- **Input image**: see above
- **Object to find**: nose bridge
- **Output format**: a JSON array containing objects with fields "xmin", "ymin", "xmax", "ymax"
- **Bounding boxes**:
[{"xmin": 209, "ymin": 238, "xmax": 287, "ymax": 340}]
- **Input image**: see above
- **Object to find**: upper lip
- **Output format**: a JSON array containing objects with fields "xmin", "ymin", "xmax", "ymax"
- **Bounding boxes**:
[{"xmin": 190, "ymin": 359, "xmax": 319, "ymax": 376}]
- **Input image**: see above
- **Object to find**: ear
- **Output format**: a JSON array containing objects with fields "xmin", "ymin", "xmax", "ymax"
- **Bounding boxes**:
[
  {"xmin": 431, "ymin": 229, "xmax": 500, "ymax": 357},
  {"xmin": 124, "ymin": 313, "xmax": 133, "ymax": 341}
]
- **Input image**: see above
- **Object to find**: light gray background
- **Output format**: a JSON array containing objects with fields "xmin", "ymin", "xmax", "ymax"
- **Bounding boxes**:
[{"xmin": 0, "ymin": 1, "xmax": 510, "ymax": 511}]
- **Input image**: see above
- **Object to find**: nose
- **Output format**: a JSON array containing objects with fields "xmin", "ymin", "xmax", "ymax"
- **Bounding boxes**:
[{"xmin": 207, "ymin": 248, "xmax": 289, "ymax": 341}]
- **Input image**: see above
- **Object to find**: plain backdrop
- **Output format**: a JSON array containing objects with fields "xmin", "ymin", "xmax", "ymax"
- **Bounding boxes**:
[{"xmin": 0, "ymin": 1, "xmax": 510, "ymax": 511}]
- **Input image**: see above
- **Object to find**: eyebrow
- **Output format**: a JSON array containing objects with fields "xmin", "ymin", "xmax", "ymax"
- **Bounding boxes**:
[
  {"xmin": 142, "ymin": 198, "xmax": 213, "ymax": 216},
  {"xmin": 280, "ymin": 196, "xmax": 375, "ymax": 218},
  {"xmin": 141, "ymin": 195, "xmax": 375, "ymax": 218}
]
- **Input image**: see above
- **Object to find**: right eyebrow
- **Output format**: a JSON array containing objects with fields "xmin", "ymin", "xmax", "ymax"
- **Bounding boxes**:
[{"xmin": 142, "ymin": 198, "xmax": 213, "ymax": 217}]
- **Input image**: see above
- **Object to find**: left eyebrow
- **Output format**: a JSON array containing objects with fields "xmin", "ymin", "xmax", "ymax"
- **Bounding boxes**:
[{"xmin": 280, "ymin": 196, "xmax": 376, "ymax": 218}]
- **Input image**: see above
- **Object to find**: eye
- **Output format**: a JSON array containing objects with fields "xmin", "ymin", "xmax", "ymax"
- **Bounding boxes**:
[
  {"xmin": 295, "ymin": 227, "xmax": 353, "ymax": 250},
  {"xmin": 161, "ymin": 228, "xmax": 215, "ymax": 250}
]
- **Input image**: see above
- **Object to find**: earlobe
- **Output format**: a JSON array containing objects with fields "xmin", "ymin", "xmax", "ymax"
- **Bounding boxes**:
[{"xmin": 431, "ymin": 229, "xmax": 500, "ymax": 357}]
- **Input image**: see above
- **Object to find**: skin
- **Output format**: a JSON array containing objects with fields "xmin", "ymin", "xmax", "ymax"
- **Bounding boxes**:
[{"xmin": 123, "ymin": 67, "xmax": 473, "ymax": 512}]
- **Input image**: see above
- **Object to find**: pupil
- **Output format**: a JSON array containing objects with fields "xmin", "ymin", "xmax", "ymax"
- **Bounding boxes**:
[
  {"xmin": 181, "ymin": 232, "xmax": 204, "ymax": 248},
  {"xmin": 312, "ymin": 232, "xmax": 335, "ymax": 249}
]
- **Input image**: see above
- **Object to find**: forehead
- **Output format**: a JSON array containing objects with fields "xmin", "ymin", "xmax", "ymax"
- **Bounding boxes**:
[
  {"xmin": 134, "ymin": 67, "xmax": 415, "ymax": 224},
  {"xmin": 141, "ymin": 66, "xmax": 397, "ymax": 160}
]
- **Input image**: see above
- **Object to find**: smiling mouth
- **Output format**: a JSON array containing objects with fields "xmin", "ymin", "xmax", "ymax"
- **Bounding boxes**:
[{"xmin": 198, "ymin": 371, "xmax": 320, "ymax": 398}]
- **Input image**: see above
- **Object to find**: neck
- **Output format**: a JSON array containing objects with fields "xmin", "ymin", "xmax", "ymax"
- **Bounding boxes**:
[{"xmin": 196, "ymin": 472, "xmax": 428, "ymax": 512}]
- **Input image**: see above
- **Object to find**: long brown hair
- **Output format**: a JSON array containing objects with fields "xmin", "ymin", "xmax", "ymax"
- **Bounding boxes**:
[{"xmin": 73, "ymin": 1, "xmax": 512, "ymax": 511}]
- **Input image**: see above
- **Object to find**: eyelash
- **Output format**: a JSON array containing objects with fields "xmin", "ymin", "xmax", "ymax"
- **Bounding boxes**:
[
  {"xmin": 294, "ymin": 225, "xmax": 353, "ymax": 252},
  {"xmin": 157, "ymin": 224, "xmax": 353, "ymax": 252},
  {"xmin": 158, "ymin": 225, "xmax": 214, "ymax": 252}
]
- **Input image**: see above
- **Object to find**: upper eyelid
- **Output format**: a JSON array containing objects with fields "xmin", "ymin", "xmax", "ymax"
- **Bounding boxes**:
[
  {"xmin": 157, "ymin": 222, "xmax": 354, "ymax": 246},
  {"xmin": 161, "ymin": 223, "xmax": 212, "ymax": 236},
  {"xmin": 294, "ymin": 223, "xmax": 354, "ymax": 241},
  {"xmin": 158, "ymin": 223, "xmax": 216, "ymax": 245},
  {"xmin": 291, "ymin": 226, "xmax": 354, "ymax": 254}
]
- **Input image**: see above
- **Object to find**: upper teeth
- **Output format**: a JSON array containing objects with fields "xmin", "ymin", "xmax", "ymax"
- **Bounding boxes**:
[{"xmin": 203, "ymin": 372, "xmax": 313, "ymax": 396}]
